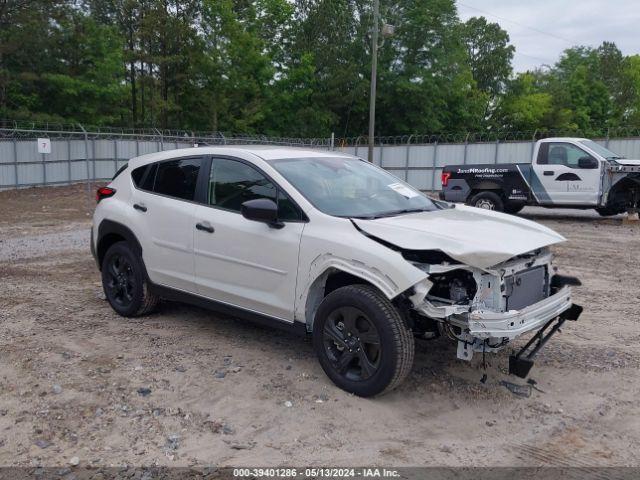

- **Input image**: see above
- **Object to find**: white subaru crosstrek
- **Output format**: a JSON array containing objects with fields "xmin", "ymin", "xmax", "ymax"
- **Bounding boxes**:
[{"xmin": 91, "ymin": 146, "xmax": 582, "ymax": 396}]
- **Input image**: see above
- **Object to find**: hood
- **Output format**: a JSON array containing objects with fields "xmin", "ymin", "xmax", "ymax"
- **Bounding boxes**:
[
  {"xmin": 353, "ymin": 204, "xmax": 565, "ymax": 269},
  {"xmin": 613, "ymin": 159, "xmax": 640, "ymax": 167}
]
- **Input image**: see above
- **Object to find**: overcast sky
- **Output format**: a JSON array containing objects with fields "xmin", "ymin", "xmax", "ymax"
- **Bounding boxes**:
[{"xmin": 456, "ymin": 0, "xmax": 640, "ymax": 72}]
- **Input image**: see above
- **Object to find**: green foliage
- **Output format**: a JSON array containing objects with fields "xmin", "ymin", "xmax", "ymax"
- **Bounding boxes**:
[
  {"xmin": 0, "ymin": 2, "xmax": 639, "ymax": 137},
  {"xmin": 623, "ymin": 56, "xmax": 640, "ymax": 125},
  {"xmin": 496, "ymin": 73, "xmax": 553, "ymax": 131},
  {"xmin": 497, "ymin": 42, "xmax": 640, "ymax": 135},
  {"xmin": 460, "ymin": 16, "xmax": 514, "ymax": 97}
]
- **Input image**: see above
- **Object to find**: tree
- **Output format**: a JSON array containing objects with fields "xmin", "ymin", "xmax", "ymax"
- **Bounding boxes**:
[
  {"xmin": 199, "ymin": 0, "xmax": 284, "ymax": 132},
  {"xmin": 0, "ymin": 1, "xmax": 64, "ymax": 122},
  {"xmin": 39, "ymin": 12, "xmax": 129, "ymax": 125},
  {"xmin": 620, "ymin": 55, "xmax": 640, "ymax": 126},
  {"xmin": 0, "ymin": 2, "xmax": 638, "ymax": 137},
  {"xmin": 497, "ymin": 72, "xmax": 555, "ymax": 132},
  {"xmin": 374, "ymin": 0, "xmax": 486, "ymax": 135},
  {"xmin": 460, "ymin": 16, "xmax": 514, "ymax": 97}
]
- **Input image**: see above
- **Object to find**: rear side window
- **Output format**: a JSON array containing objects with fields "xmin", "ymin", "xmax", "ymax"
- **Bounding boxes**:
[
  {"xmin": 154, "ymin": 157, "xmax": 202, "ymax": 201},
  {"xmin": 131, "ymin": 164, "xmax": 157, "ymax": 191},
  {"xmin": 208, "ymin": 158, "xmax": 302, "ymax": 221},
  {"xmin": 131, "ymin": 165, "xmax": 146, "ymax": 186},
  {"xmin": 140, "ymin": 164, "xmax": 157, "ymax": 191}
]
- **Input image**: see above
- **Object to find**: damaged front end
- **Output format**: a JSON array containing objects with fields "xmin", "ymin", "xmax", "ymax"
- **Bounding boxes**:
[{"xmin": 403, "ymin": 248, "xmax": 582, "ymax": 378}]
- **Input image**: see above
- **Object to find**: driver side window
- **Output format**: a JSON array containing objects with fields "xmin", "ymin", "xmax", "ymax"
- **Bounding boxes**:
[
  {"xmin": 208, "ymin": 158, "xmax": 302, "ymax": 221},
  {"xmin": 539, "ymin": 142, "xmax": 595, "ymax": 169}
]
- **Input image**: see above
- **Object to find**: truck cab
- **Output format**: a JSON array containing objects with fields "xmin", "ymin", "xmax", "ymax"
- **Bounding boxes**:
[{"xmin": 530, "ymin": 138, "xmax": 603, "ymax": 206}]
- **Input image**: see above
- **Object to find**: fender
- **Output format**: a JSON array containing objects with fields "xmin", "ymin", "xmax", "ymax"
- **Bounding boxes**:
[
  {"xmin": 96, "ymin": 219, "xmax": 144, "ymax": 270},
  {"xmin": 297, "ymin": 253, "xmax": 427, "ymax": 330}
]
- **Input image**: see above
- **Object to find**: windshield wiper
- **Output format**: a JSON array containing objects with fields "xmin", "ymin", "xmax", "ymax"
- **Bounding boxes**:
[{"xmin": 353, "ymin": 208, "xmax": 431, "ymax": 220}]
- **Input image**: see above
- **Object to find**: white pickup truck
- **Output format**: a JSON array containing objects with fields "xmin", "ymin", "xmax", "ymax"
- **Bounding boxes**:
[{"xmin": 440, "ymin": 137, "xmax": 640, "ymax": 215}]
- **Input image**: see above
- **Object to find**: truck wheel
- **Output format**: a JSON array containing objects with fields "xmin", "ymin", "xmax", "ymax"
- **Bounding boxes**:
[
  {"xmin": 504, "ymin": 203, "xmax": 525, "ymax": 214},
  {"xmin": 468, "ymin": 192, "xmax": 504, "ymax": 212},
  {"xmin": 312, "ymin": 285, "xmax": 414, "ymax": 397},
  {"xmin": 595, "ymin": 206, "xmax": 623, "ymax": 217},
  {"xmin": 101, "ymin": 241, "xmax": 159, "ymax": 317}
]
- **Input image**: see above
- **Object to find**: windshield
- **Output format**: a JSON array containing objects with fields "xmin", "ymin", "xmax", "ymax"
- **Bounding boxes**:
[
  {"xmin": 270, "ymin": 157, "xmax": 437, "ymax": 218},
  {"xmin": 579, "ymin": 140, "xmax": 624, "ymax": 160}
]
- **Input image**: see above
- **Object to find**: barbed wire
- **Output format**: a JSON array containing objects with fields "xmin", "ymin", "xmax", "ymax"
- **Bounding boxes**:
[
  {"xmin": 1, "ymin": 118, "xmax": 640, "ymax": 146},
  {"xmin": 0, "ymin": 120, "xmax": 331, "ymax": 146},
  {"xmin": 336, "ymin": 127, "xmax": 640, "ymax": 147}
]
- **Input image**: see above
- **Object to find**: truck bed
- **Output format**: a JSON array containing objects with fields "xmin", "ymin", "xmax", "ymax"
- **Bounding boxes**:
[{"xmin": 441, "ymin": 163, "xmax": 533, "ymax": 205}]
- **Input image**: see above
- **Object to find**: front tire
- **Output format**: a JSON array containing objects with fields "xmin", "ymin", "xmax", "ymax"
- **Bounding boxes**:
[
  {"xmin": 504, "ymin": 203, "xmax": 525, "ymax": 214},
  {"xmin": 468, "ymin": 191, "xmax": 504, "ymax": 212},
  {"xmin": 312, "ymin": 285, "xmax": 414, "ymax": 397},
  {"xmin": 101, "ymin": 241, "xmax": 159, "ymax": 317}
]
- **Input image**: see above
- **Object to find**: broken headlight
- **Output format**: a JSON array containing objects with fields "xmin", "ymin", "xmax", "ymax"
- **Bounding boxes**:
[{"xmin": 428, "ymin": 270, "xmax": 477, "ymax": 305}]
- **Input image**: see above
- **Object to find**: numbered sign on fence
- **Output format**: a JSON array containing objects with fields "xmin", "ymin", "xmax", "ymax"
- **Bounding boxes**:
[{"xmin": 37, "ymin": 138, "xmax": 51, "ymax": 154}]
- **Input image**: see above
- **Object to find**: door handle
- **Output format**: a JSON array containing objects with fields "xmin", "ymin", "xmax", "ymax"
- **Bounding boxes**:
[
  {"xmin": 543, "ymin": 171, "xmax": 554, "ymax": 176},
  {"xmin": 196, "ymin": 222, "xmax": 214, "ymax": 233},
  {"xmin": 133, "ymin": 203, "xmax": 147, "ymax": 212}
]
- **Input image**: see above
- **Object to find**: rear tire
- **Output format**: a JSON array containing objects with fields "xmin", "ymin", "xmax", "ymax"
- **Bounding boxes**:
[
  {"xmin": 101, "ymin": 241, "xmax": 159, "ymax": 317},
  {"xmin": 468, "ymin": 191, "xmax": 504, "ymax": 212},
  {"xmin": 312, "ymin": 285, "xmax": 414, "ymax": 397}
]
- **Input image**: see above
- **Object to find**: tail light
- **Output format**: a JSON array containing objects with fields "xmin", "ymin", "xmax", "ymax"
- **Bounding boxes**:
[
  {"xmin": 96, "ymin": 187, "xmax": 116, "ymax": 203},
  {"xmin": 441, "ymin": 172, "xmax": 451, "ymax": 187}
]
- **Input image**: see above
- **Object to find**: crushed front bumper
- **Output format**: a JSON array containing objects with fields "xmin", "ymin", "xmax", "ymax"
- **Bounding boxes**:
[
  {"xmin": 450, "ymin": 286, "xmax": 582, "ymax": 378},
  {"xmin": 463, "ymin": 287, "xmax": 574, "ymax": 340}
]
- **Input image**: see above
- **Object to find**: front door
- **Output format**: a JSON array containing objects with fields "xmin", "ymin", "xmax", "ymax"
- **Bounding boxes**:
[
  {"xmin": 532, "ymin": 142, "xmax": 602, "ymax": 205},
  {"xmin": 193, "ymin": 157, "xmax": 306, "ymax": 321}
]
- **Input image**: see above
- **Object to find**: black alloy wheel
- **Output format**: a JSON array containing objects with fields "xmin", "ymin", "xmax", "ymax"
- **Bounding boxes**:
[
  {"xmin": 322, "ymin": 306, "xmax": 382, "ymax": 381},
  {"xmin": 313, "ymin": 284, "xmax": 415, "ymax": 397},
  {"xmin": 101, "ymin": 241, "xmax": 159, "ymax": 317},
  {"xmin": 105, "ymin": 253, "xmax": 136, "ymax": 308}
]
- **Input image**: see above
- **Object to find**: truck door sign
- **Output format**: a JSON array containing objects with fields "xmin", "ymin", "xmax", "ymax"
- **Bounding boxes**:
[{"xmin": 556, "ymin": 172, "xmax": 582, "ymax": 182}]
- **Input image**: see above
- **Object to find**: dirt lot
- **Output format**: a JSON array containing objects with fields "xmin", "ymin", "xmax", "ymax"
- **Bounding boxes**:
[{"xmin": 1, "ymin": 184, "xmax": 639, "ymax": 470}]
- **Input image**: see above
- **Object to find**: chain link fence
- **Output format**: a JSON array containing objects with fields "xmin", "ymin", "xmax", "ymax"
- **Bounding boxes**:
[
  {"xmin": 0, "ymin": 120, "xmax": 331, "ymax": 191},
  {"xmin": 2, "ymin": 120, "xmax": 640, "ymax": 194}
]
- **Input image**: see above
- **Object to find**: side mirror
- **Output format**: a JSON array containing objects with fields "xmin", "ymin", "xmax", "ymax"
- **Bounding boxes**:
[
  {"xmin": 241, "ymin": 198, "xmax": 283, "ymax": 228},
  {"xmin": 578, "ymin": 157, "xmax": 598, "ymax": 169}
]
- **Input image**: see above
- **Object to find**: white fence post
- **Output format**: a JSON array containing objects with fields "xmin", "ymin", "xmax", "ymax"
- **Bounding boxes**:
[
  {"xmin": 78, "ymin": 123, "xmax": 91, "ymax": 209},
  {"xmin": 114, "ymin": 139, "xmax": 118, "ymax": 175},
  {"xmin": 405, "ymin": 135, "xmax": 413, "ymax": 182},
  {"xmin": 67, "ymin": 138, "xmax": 72, "ymax": 185},
  {"xmin": 463, "ymin": 133, "xmax": 469, "ymax": 165},
  {"xmin": 431, "ymin": 141, "xmax": 439, "ymax": 193},
  {"xmin": 13, "ymin": 137, "xmax": 18, "ymax": 188}
]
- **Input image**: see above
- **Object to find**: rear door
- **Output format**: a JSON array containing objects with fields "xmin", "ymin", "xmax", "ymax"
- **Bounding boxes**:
[
  {"xmin": 193, "ymin": 157, "xmax": 306, "ymax": 321},
  {"xmin": 130, "ymin": 156, "xmax": 204, "ymax": 292},
  {"xmin": 532, "ymin": 142, "xmax": 601, "ymax": 205}
]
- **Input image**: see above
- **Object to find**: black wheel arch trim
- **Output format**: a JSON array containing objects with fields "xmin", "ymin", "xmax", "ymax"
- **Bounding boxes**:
[{"xmin": 96, "ymin": 219, "xmax": 144, "ymax": 272}]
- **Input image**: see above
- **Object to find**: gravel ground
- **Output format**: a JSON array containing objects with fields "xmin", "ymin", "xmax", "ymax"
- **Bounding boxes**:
[
  {"xmin": 1, "ymin": 184, "xmax": 639, "ymax": 471},
  {"xmin": 0, "ymin": 227, "xmax": 89, "ymax": 262}
]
